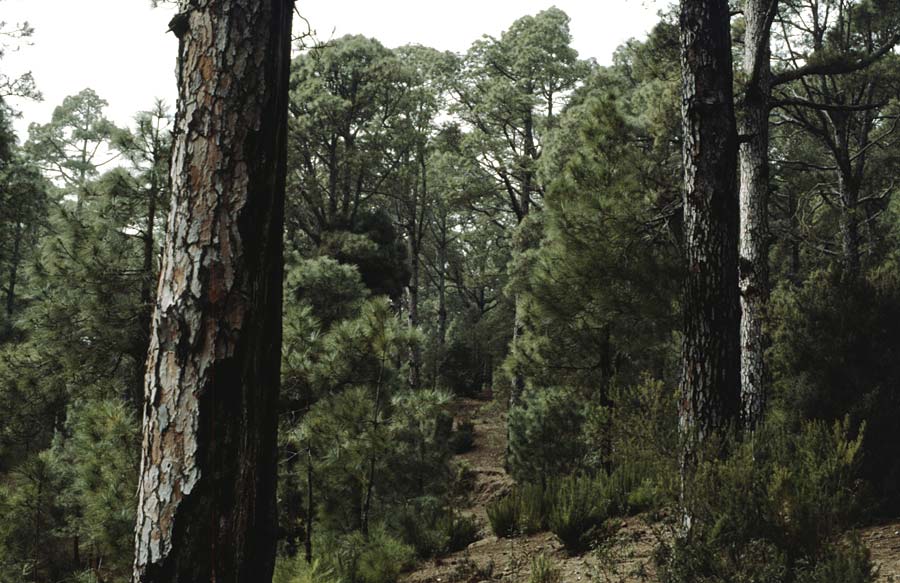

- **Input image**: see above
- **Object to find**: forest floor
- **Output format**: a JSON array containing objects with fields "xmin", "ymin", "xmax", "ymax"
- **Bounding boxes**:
[{"xmin": 401, "ymin": 397, "xmax": 900, "ymax": 583}]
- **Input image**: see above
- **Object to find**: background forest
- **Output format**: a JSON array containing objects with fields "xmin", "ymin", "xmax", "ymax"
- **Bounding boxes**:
[{"xmin": 1, "ymin": 1, "xmax": 900, "ymax": 582}]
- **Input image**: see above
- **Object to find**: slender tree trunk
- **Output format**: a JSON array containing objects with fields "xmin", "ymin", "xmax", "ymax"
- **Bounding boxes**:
[
  {"xmin": 132, "ymin": 1, "xmax": 291, "ymax": 581},
  {"xmin": 599, "ymin": 325, "xmax": 614, "ymax": 473},
  {"xmin": 437, "ymin": 245, "xmax": 447, "ymax": 348},
  {"xmin": 507, "ymin": 107, "xmax": 536, "ymax": 466},
  {"xmin": 33, "ymin": 476, "xmax": 42, "ymax": 581},
  {"xmin": 787, "ymin": 189, "xmax": 801, "ymax": 284},
  {"xmin": 361, "ymin": 351, "xmax": 387, "ymax": 539},
  {"xmin": 304, "ymin": 447, "xmax": 313, "ymax": 564},
  {"xmin": 5, "ymin": 221, "xmax": 22, "ymax": 317},
  {"xmin": 838, "ymin": 172, "xmax": 862, "ymax": 280},
  {"xmin": 132, "ymin": 177, "xmax": 160, "ymax": 408},
  {"xmin": 436, "ymin": 244, "xmax": 447, "ymax": 382},
  {"xmin": 678, "ymin": 0, "xmax": 742, "ymax": 528},
  {"xmin": 407, "ymin": 240, "xmax": 421, "ymax": 389},
  {"xmin": 738, "ymin": 0, "xmax": 775, "ymax": 429}
]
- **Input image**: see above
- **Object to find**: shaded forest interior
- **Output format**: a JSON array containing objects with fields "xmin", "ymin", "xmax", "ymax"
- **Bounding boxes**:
[{"xmin": 2, "ymin": 1, "xmax": 900, "ymax": 582}]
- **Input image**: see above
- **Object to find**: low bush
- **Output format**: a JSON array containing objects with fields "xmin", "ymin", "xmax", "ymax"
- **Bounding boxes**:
[
  {"xmin": 661, "ymin": 418, "xmax": 874, "ymax": 583},
  {"xmin": 394, "ymin": 497, "xmax": 479, "ymax": 558},
  {"xmin": 321, "ymin": 527, "xmax": 415, "ymax": 583},
  {"xmin": 442, "ymin": 513, "xmax": 480, "ymax": 553},
  {"xmin": 518, "ymin": 482, "xmax": 552, "ymax": 534},
  {"xmin": 449, "ymin": 419, "xmax": 475, "ymax": 454},
  {"xmin": 487, "ymin": 492, "xmax": 521, "ymax": 538},
  {"xmin": 486, "ymin": 477, "xmax": 606, "ymax": 552},
  {"xmin": 273, "ymin": 555, "xmax": 336, "ymax": 583},
  {"xmin": 528, "ymin": 553, "xmax": 562, "ymax": 583},
  {"xmin": 357, "ymin": 532, "xmax": 416, "ymax": 583},
  {"xmin": 548, "ymin": 475, "xmax": 608, "ymax": 553},
  {"xmin": 602, "ymin": 461, "xmax": 658, "ymax": 516}
]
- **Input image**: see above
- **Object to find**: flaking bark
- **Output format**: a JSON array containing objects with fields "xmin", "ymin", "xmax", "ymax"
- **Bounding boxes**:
[
  {"xmin": 132, "ymin": 1, "xmax": 292, "ymax": 581},
  {"xmin": 678, "ymin": 0, "xmax": 742, "ymax": 511}
]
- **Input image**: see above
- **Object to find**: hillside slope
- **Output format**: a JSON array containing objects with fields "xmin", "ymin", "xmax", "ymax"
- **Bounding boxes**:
[{"xmin": 403, "ymin": 398, "xmax": 900, "ymax": 583}]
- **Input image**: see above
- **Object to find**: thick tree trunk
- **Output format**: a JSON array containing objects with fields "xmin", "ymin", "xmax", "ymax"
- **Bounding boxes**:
[
  {"xmin": 678, "ymin": 0, "xmax": 742, "ymax": 523},
  {"xmin": 738, "ymin": 0, "xmax": 774, "ymax": 429},
  {"xmin": 132, "ymin": 1, "xmax": 291, "ymax": 582}
]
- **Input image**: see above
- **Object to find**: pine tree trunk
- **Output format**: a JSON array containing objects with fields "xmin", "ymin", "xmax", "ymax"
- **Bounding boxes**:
[
  {"xmin": 738, "ymin": 0, "xmax": 774, "ymax": 429},
  {"xmin": 132, "ymin": 174, "xmax": 160, "ymax": 408},
  {"xmin": 5, "ymin": 221, "xmax": 22, "ymax": 317},
  {"xmin": 838, "ymin": 172, "xmax": 862, "ymax": 280},
  {"xmin": 132, "ymin": 1, "xmax": 292, "ymax": 581},
  {"xmin": 788, "ymin": 189, "xmax": 801, "ymax": 284},
  {"xmin": 407, "ymin": 241, "xmax": 421, "ymax": 389},
  {"xmin": 678, "ymin": 0, "xmax": 741, "ymax": 522},
  {"xmin": 507, "ymin": 107, "xmax": 536, "ymax": 465},
  {"xmin": 304, "ymin": 447, "xmax": 313, "ymax": 564}
]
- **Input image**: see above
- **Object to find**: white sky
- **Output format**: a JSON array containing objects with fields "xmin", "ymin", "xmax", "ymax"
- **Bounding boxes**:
[{"xmin": 2, "ymin": 0, "xmax": 670, "ymax": 141}]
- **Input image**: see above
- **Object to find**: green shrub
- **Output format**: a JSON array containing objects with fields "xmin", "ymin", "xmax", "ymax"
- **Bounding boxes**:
[
  {"xmin": 273, "ymin": 555, "xmax": 336, "ymax": 583},
  {"xmin": 624, "ymin": 479, "xmax": 660, "ymax": 514},
  {"xmin": 518, "ymin": 482, "xmax": 551, "ymax": 534},
  {"xmin": 449, "ymin": 419, "xmax": 475, "ymax": 454},
  {"xmin": 528, "ymin": 553, "xmax": 562, "ymax": 583},
  {"xmin": 662, "ymin": 418, "xmax": 873, "ymax": 583},
  {"xmin": 603, "ymin": 461, "xmax": 657, "ymax": 515},
  {"xmin": 487, "ymin": 463, "xmax": 661, "ymax": 547},
  {"xmin": 796, "ymin": 537, "xmax": 875, "ymax": 583},
  {"xmin": 441, "ymin": 513, "xmax": 479, "ymax": 553},
  {"xmin": 487, "ymin": 492, "xmax": 521, "ymax": 538},
  {"xmin": 393, "ymin": 497, "xmax": 479, "ymax": 558},
  {"xmin": 508, "ymin": 386, "xmax": 587, "ymax": 484},
  {"xmin": 321, "ymin": 528, "xmax": 414, "ymax": 583},
  {"xmin": 394, "ymin": 497, "xmax": 442, "ymax": 558},
  {"xmin": 548, "ymin": 475, "xmax": 608, "ymax": 553},
  {"xmin": 486, "ymin": 485, "xmax": 550, "ymax": 538},
  {"xmin": 770, "ymin": 266, "xmax": 900, "ymax": 512},
  {"xmin": 357, "ymin": 531, "xmax": 415, "ymax": 583}
]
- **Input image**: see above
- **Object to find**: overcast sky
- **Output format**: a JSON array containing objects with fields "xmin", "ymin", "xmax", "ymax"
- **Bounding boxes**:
[{"xmin": 2, "ymin": 0, "xmax": 670, "ymax": 140}]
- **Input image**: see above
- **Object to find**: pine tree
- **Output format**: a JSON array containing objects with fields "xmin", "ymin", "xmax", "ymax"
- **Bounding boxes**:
[{"xmin": 132, "ymin": 1, "xmax": 292, "ymax": 581}]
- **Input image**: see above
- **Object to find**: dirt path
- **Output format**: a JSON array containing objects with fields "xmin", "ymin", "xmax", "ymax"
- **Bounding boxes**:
[
  {"xmin": 402, "ymin": 398, "xmax": 900, "ymax": 583},
  {"xmin": 862, "ymin": 523, "xmax": 900, "ymax": 582}
]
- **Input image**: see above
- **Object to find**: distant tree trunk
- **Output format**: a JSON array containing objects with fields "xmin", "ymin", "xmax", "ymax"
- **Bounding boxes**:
[
  {"xmin": 361, "ymin": 352, "xmax": 387, "ymax": 539},
  {"xmin": 437, "ymin": 248, "xmax": 447, "ymax": 347},
  {"xmin": 787, "ymin": 189, "xmax": 801, "ymax": 285},
  {"xmin": 429, "ymin": 220, "xmax": 449, "ymax": 389},
  {"xmin": 738, "ymin": 0, "xmax": 776, "ymax": 429},
  {"xmin": 304, "ymin": 447, "xmax": 313, "ymax": 564},
  {"xmin": 132, "ymin": 0, "xmax": 292, "ymax": 581},
  {"xmin": 407, "ymin": 240, "xmax": 421, "ymax": 389},
  {"xmin": 838, "ymin": 170, "xmax": 862, "ymax": 281},
  {"xmin": 599, "ymin": 325, "xmax": 614, "ymax": 473},
  {"xmin": 131, "ymin": 171, "xmax": 160, "ymax": 408},
  {"xmin": 678, "ymin": 0, "xmax": 742, "ymax": 526},
  {"xmin": 5, "ymin": 221, "xmax": 22, "ymax": 317},
  {"xmin": 507, "ymin": 105, "xmax": 536, "ymax": 466}
]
